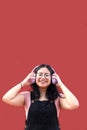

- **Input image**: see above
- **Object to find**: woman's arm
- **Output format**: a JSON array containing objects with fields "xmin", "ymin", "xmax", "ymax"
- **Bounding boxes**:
[
  {"xmin": 53, "ymin": 73, "xmax": 79, "ymax": 110},
  {"xmin": 2, "ymin": 72, "xmax": 34, "ymax": 107},
  {"xmin": 2, "ymin": 83, "xmax": 25, "ymax": 106}
]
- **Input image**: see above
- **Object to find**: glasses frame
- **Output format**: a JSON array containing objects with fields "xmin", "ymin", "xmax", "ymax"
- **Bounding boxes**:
[{"xmin": 36, "ymin": 72, "xmax": 51, "ymax": 79}]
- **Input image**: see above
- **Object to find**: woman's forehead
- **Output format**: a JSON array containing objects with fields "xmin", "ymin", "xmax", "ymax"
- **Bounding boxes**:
[{"xmin": 37, "ymin": 67, "xmax": 50, "ymax": 73}]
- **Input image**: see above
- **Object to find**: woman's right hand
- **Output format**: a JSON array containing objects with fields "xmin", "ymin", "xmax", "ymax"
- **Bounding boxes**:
[{"xmin": 21, "ymin": 72, "xmax": 35, "ymax": 87}]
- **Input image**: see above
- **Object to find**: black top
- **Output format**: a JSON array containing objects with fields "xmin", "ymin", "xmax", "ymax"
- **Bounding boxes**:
[{"xmin": 25, "ymin": 92, "xmax": 60, "ymax": 130}]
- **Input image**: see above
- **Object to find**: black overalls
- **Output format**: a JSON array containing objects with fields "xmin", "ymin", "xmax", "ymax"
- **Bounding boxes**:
[{"xmin": 25, "ymin": 92, "xmax": 60, "ymax": 130}]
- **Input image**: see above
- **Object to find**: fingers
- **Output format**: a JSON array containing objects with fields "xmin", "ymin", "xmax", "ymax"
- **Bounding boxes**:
[{"xmin": 29, "ymin": 72, "xmax": 35, "ymax": 78}]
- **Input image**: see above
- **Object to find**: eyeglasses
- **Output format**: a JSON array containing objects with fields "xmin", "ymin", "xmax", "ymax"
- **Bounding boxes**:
[{"xmin": 37, "ymin": 72, "xmax": 51, "ymax": 78}]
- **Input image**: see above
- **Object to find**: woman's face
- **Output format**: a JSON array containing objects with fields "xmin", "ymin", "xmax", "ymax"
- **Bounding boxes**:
[{"xmin": 36, "ymin": 67, "xmax": 51, "ymax": 88}]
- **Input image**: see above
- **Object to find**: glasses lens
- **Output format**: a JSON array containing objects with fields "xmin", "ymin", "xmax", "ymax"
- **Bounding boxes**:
[{"xmin": 37, "ymin": 73, "xmax": 51, "ymax": 78}]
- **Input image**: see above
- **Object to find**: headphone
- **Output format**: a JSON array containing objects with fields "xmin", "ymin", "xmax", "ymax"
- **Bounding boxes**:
[{"xmin": 30, "ymin": 65, "xmax": 58, "ymax": 85}]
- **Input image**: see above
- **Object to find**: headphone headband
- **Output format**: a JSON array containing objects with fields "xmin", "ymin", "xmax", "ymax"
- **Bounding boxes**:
[{"xmin": 32, "ymin": 64, "xmax": 55, "ymax": 74}]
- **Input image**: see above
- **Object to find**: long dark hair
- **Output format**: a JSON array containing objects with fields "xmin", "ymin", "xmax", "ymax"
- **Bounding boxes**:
[{"xmin": 31, "ymin": 64, "xmax": 60, "ymax": 101}]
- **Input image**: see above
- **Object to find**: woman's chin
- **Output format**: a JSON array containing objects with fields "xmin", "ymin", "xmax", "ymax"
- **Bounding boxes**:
[{"xmin": 38, "ymin": 84, "xmax": 48, "ymax": 89}]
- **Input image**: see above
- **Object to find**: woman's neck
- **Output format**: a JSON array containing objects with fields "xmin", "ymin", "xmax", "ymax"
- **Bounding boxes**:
[{"xmin": 39, "ymin": 88, "xmax": 47, "ymax": 99}]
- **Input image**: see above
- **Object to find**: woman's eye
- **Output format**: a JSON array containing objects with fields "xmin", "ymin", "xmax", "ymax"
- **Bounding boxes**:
[
  {"xmin": 45, "ymin": 74, "xmax": 49, "ymax": 77},
  {"xmin": 38, "ymin": 73, "xmax": 42, "ymax": 76},
  {"xmin": 37, "ymin": 73, "xmax": 50, "ymax": 78},
  {"xmin": 39, "ymin": 74, "xmax": 42, "ymax": 76}
]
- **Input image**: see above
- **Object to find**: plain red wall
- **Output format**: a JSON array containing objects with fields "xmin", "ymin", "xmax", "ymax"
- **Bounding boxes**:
[{"xmin": 0, "ymin": 0, "xmax": 87, "ymax": 130}]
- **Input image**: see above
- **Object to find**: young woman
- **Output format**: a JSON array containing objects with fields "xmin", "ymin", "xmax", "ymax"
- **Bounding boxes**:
[{"xmin": 2, "ymin": 64, "xmax": 79, "ymax": 130}]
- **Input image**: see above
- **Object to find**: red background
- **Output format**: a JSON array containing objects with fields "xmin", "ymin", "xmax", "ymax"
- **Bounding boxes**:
[{"xmin": 0, "ymin": 0, "xmax": 87, "ymax": 130}]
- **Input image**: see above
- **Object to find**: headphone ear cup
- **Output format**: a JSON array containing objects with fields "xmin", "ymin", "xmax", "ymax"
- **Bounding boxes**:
[
  {"xmin": 29, "ymin": 76, "xmax": 36, "ymax": 84},
  {"xmin": 51, "ymin": 66, "xmax": 58, "ymax": 84},
  {"xmin": 30, "ymin": 65, "xmax": 39, "ymax": 85},
  {"xmin": 52, "ymin": 76, "xmax": 58, "ymax": 85}
]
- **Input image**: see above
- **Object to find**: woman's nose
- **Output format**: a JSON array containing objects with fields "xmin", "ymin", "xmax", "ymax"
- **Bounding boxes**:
[{"xmin": 41, "ymin": 74, "xmax": 45, "ymax": 78}]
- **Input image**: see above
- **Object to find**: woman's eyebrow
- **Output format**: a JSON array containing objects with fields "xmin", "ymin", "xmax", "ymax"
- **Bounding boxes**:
[{"xmin": 38, "ymin": 72, "xmax": 50, "ymax": 74}]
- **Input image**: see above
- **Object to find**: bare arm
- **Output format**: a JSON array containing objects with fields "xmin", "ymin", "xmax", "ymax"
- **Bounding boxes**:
[
  {"xmin": 2, "ymin": 72, "xmax": 34, "ymax": 107},
  {"xmin": 2, "ymin": 83, "xmax": 25, "ymax": 106},
  {"xmin": 53, "ymin": 73, "xmax": 79, "ymax": 110},
  {"xmin": 58, "ymin": 82, "xmax": 79, "ymax": 110}
]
